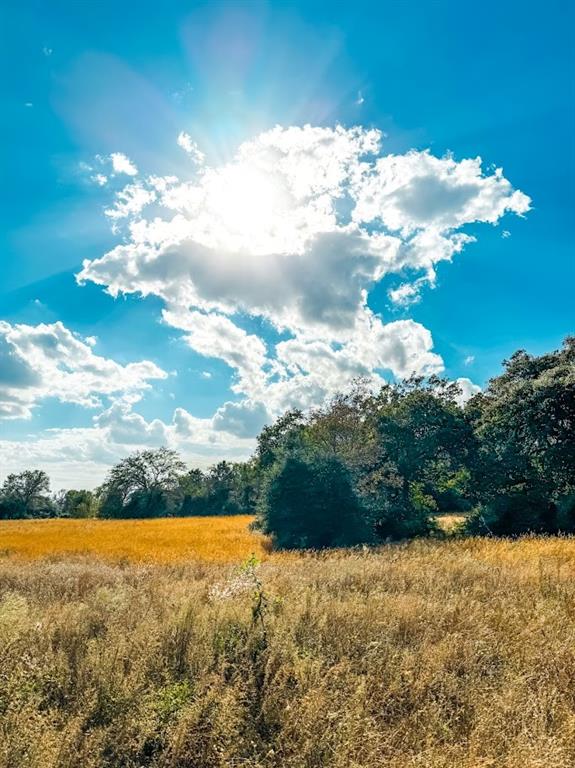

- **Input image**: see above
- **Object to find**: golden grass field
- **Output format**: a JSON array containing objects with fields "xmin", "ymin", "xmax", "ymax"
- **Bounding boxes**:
[
  {"xmin": 2, "ymin": 518, "xmax": 575, "ymax": 767},
  {"xmin": 0, "ymin": 514, "xmax": 465, "ymax": 565},
  {"xmin": 0, "ymin": 515, "xmax": 270, "ymax": 563}
]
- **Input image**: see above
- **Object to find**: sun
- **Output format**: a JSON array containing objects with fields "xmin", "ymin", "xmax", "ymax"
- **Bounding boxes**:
[{"xmin": 205, "ymin": 161, "xmax": 287, "ymax": 250}]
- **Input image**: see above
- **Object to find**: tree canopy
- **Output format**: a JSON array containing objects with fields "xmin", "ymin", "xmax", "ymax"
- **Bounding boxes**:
[
  {"xmin": 0, "ymin": 470, "xmax": 53, "ymax": 519},
  {"xmin": 98, "ymin": 447, "xmax": 186, "ymax": 518}
]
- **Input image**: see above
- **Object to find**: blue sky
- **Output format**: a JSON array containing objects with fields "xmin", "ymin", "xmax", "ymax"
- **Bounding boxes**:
[{"xmin": 1, "ymin": 0, "xmax": 573, "ymax": 488}]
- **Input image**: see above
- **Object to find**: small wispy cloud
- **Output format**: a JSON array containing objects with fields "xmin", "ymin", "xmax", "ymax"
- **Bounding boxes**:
[
  {"xmin": 110, "ymin": 152, "xmax": 138, "ymax": 176},
  {"xmin": 502, "ymin": 230, "xmax": 511, "ymax": 239},
  {"xmin": 80, "ymin": 154, "xmax": 137, "ymax": 187},
  {"xmin": 388, "ymin": 282, "xmax": 422, "ymax": 307},
  {"xmin": 42, "ymin": 46, "xmax": 53, "ymax": 57},
  {"xmin": 355, "ymin": 90, "xmax": 365, "ymax": 106},
  {"xmin": 464, "ymin": 355, "xmax": 475, "ymax": 366},
  {"xmin": 177, "ymin": 132, "xmax": 205, "ymax": 164}
]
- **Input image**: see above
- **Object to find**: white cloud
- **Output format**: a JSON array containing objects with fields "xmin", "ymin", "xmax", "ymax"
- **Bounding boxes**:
[
  {"xmin": 0, "ymin": 400, "xmax": 258, "ymax": 489},
  {"xmin": 352, "ymin": 150, "xmax": 530, "ymax": 233},
  {"xmin": 388, "ymin": 280, "xmax": 424, "ymax": 307},
  {"xmin": 8, "ymin": 123, "xmax": 524, "ymax": 484},
  {"xmin": 93, "ymin": 402, "xmax": 170, "ymax": 446},
  {"xmin": 105, "ymin": 183, "xmax": 156, "ymax": 220},
  {"xmin": 163, "ymin": 310, "xmax": 268, "ymax": 396},
  {"xmin": 455, "ymin": 377, "xmax": 482, "ymax": 405},
  {"xmin": 110, "ymin": 152, "xmax": 138, "ymax": 176},
  {"xmin": 0, "ymin": 321, "xmax": 167, "ymax": 420},
  {"xmin": 177, "ymin": 132, "xmax": 205, "ymax": 164},
  {"xmin": 79, "ymin": 126, "xmax": 528, "ymax": 341},
  {"xmin": 92, "ymin": 173, "xmax": 108, "ymax": 187},
  {"xmin": 75, "ymin": 124, "xmax": 529, "ymax": 431},
  {"xmin": 212, "ymin": 399, "xmax": 270, "ymax": 438}
]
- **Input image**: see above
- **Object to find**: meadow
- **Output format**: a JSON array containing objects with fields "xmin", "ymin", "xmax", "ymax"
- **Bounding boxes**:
[
  {"xmin": 0, "ymin": 516, "xmax": 269, "ymax": 563},
  {"xmin": 1, "ymin": 518, "xmax": 575, "ymax": 767}
]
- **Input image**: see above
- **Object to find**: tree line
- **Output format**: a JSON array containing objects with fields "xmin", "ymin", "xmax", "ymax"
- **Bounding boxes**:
[{"xmin": 1, "ymin": 338, "xmax": 573, "ymax": 547}]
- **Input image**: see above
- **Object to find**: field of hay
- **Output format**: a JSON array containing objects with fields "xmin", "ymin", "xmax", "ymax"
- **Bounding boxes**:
[
  {"xmin": 0, "ymin": 516, "xmax": 269, "ymax": 563},
  {"xmin": 0, "ymin": 515, "xmax": 465, "ymax": 565},
  {"xmin": 2, "ymin": 529, "xmax": 575, "ymax": 768}
]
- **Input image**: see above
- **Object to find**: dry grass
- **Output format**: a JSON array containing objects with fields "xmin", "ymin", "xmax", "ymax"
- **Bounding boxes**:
[
  {"xmin": 435, "ymin": 513, "xmax": 467, "ymax": 532},
  {"xmin": 2, "ymin": 535, "xmax": 575, "ymax": 767},
  {"xmin": 0, "ymin": 516, "xmax": 269, "ymax": 564}
]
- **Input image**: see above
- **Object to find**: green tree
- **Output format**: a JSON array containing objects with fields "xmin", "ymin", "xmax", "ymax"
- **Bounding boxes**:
[
  {"xmin": 359, "ymin": 378, "xmax": 473, "ymax": 539},
  {"xmin": 179, "ymin": 468, "xmax": 210, "ymax": 515},
  {"xmin": 54, "ymin": 489, "xmax": 99, "ymax": 518},
  {"xmin": 465, "ymin": 337, "xmax": 575, "ymax": 535},
  {"xmin": 98, "ymin": 448, "xmax": 186, "ymax": 518},
  {"xmin": 258, "ymin": 453, "xmax": 371, "ymax": 549},
  {"xmin": 0, "ymin": 470, "xmax": 53, "ymax": 518},
  {"xmin": 304, "ymin": 381, "xmax": 379, "ymax": 474},
  {"xmin": 255, "ymin": 409, "xmax": 305, "ymax": 470}
]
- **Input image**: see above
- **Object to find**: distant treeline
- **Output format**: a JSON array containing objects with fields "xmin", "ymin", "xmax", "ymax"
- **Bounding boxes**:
[{"xmin": 1, "ymin": 338, "xmax": 573, "ymax": 546}]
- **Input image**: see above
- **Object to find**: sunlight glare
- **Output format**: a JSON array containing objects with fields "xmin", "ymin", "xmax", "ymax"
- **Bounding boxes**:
[{"xmin": 206, "ymin": 162, "xmax": 286, "ymax": 250}]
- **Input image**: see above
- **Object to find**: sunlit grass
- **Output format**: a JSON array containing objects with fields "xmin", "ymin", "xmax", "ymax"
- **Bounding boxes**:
[
  {"xmin": 1, "ymin": 536, "xmax": 575, "ymax": 766},
  {"xmin": 435, "ymin": 512, "xmax": 467, "ymax": 532},
  {"xmin": 0, "ymin": 515, "xmax": 270, "ymax": 563}
]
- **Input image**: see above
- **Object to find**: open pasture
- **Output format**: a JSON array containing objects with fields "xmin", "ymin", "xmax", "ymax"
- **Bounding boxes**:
[
  {"xmin": 0, "ymin": 516, "xmax": 269, "ymax": 564},
  {"xmin": 2, "ymin": 534, "xmax": 575, "ymax": 766}
]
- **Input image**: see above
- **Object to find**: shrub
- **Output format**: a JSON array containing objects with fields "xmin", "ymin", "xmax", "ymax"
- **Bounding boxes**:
[{"xmin": 258, "ymin": 453, "xmax": 372, "ymax": 549}]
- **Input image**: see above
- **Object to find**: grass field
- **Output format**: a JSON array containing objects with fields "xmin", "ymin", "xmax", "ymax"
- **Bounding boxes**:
[
  {"xmin": 1, "ymin": 522, "xmax": 575, "ymax": 767},
  {"xmin": 0, "ymin": 515, "xmax": 466, "ymax": 565},
  {"xmin": 0, "ymin": 516, "xmax": 270, "ymax": 563}
]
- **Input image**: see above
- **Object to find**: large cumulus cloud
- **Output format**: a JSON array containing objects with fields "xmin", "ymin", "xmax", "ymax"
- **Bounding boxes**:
[{"xmin": 77, "ymin": 124, "xmax": 529, "ymax": 421}]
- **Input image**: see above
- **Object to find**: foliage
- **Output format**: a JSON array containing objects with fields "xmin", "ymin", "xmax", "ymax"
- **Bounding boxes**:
[
  {"xmin": 0, "ymin": 470, "xmax": 53, "ymax": 519},
  {"xmin": 258, "ymin": 452, "xmax": 372, "ymax": 549},
  {"xmin": 179, "ymin": 461, "xmax": 258, "ymax": 516},
  {"xmin": 54, "ymin": 489, "xmax": 99, "ymax": 518},
  {"xmin": 366, "ymin": 378, "xmax": 474, "ymax": 538},
  {"xmin": 2, "ymin": 338, "xmax": 573, "ymax": 541},
  {"xmin": 98, "ymin": 447, "xmax": 186, "ymax": 518},
  {"xmin": 465, "ymin": 337, "xmax": 575, "ymax": 535}
]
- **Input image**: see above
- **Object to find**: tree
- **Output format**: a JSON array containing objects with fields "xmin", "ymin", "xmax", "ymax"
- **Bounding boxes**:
[
  {"xmin": 179, "ymin": 468, "xmax": 210, "ymax": 515},
  {"xmin": 255, "ymin": 409, "xmax": 306, "ymax": 470},
  {"xmin": 304, "ymin": 381, "xmax": 379, "ymax": 474},
  {"xmin": 57, "ymin": 489, "xmax": 99, "ymax": 518},
  {"xmin": 0, "ymin": 470, "xmax": 53, "ymax": 518},
  {"xmin": 98, "ymin": 448, "xmax": 186, "ymax": 518},
  {"xmin": 465, "ymin": 337, "xmax": 575, "ymax": 535},
  {"xmin": 180, "ymin": 461, "xmax": 259, "ymax": 516},
  {"xmin": 258, "ymin": 453, "xmax": 371, "ymax": 549},
  {"xmin": 358, "ymin": 378, "xmax": 473, "ymax": 539}
]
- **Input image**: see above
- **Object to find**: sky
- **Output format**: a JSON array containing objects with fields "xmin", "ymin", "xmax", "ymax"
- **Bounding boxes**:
[{"xmin": 0, "ymin": 0, "xmax": 573, "ymax": 489}]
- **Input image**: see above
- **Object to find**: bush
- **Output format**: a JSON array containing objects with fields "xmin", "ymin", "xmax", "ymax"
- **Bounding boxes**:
[
  {"xmin": 464, "ymin": 484, "xmax": 571, "ymax": 536},
  {"xmin": 258, "ymin": 453, "xmax": 372, "ymax": 549},
  {"xmin": 362, "ymin": 480, "xmax": 440, "ymax": 542}
]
